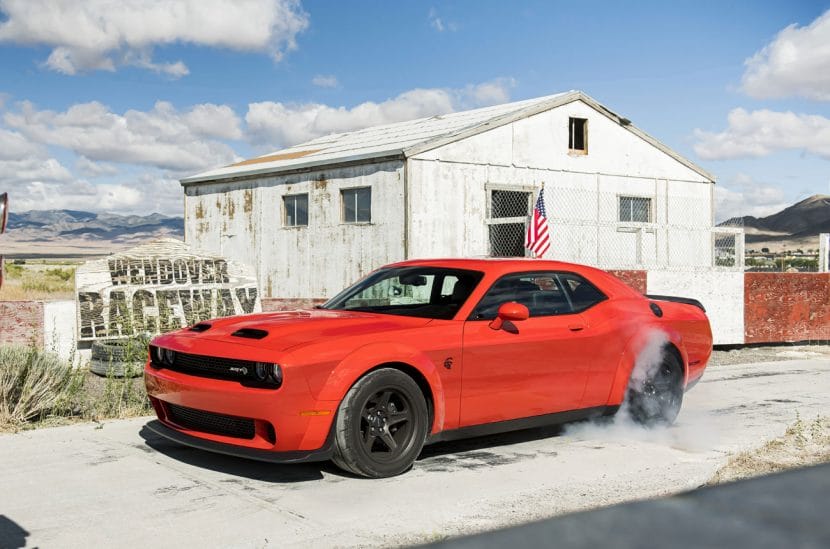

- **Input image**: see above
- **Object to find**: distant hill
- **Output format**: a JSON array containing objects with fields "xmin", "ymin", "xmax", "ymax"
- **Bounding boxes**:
[
  {"xmin": 2, "ymin": 210, "xmax": 184, "ymax": 257},
  {"xmin": 720, "ymin": 194, "xmax": 830, "ymax": 250},
  {"xmin": 721, "ymin": 195, "xmax": 830, "ymax": 236}
]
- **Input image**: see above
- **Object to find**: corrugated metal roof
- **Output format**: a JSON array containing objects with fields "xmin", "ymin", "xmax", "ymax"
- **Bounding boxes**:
[{"xmin": 181, "ymin": 91, "xmax": 714, "ymax": 184}]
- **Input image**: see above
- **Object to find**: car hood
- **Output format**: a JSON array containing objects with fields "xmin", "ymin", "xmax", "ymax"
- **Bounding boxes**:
[{"xmin": 159, "ymin": 309, "xmax": 434, "ymax": 352}]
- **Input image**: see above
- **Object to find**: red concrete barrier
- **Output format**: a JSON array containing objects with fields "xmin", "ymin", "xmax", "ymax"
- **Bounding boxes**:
[
  {"xmin": 745, "ymin": 273, "xmax": 830, "ymax": 344},
  {"xmin": 607, "ymin": 270, "xmax": 647, "ymax": 294}
]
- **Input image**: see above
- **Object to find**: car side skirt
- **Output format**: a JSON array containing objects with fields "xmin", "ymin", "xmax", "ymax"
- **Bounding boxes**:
[
  {"xmin": 145, "ymin": 420, "xmax": 335, "ymax": 464},
  {"xmin": 425, "ymin": 405, "xmax": 619, "ymax": 445}
]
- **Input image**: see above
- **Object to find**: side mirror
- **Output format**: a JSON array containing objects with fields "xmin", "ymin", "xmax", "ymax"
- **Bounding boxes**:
[{"xmin": 489, "ymin": 302, "xmax": 529, "ymax": 330}]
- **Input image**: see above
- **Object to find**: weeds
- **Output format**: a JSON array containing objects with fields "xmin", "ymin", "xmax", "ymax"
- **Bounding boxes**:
[
  {"xmin": 0, "ymin": 344, "xmax": 152, "ymax": 432},
  {"xmin": 0, "ymin": 262, "xmax": 76, "ymax": 300},
  {"xmin": 0, "ymin": 346, "xmax": 76, "ymax": 425},
  {"xmin": 710, "ymin": 413, "xmax": 830, "ymax": 485}
]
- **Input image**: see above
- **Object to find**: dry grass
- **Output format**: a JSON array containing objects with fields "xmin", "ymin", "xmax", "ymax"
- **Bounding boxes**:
[
  {"xmin": 0, "ymin": 261, "xmax": 76, "ymax": 301},
  {"xmin": 710, "ymin": 414, "xmax": 830, "ymax": 485},
  {"xmin": 0, "ymin": 344, "xmax": 152, "ymax": 432}
]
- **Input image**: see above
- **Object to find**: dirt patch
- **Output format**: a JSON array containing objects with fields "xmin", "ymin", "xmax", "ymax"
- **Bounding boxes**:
[{"xmin": 710, "ymin": 415, "xmax": 830, "ymax": 485}]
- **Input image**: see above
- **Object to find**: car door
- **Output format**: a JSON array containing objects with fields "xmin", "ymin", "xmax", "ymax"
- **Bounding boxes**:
[{"xmin": 458, "ymin": 272, "xmax": 595, "ymax": 427}]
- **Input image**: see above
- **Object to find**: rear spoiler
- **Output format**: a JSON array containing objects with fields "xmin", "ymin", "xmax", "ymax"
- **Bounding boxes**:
[{"xmin": 645, "ymin": 295, "xmax": 706, "ymax": 313}]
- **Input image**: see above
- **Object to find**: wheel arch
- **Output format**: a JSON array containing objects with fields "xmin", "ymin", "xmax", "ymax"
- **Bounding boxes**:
[
  {"xmin": 607, "ymin": 327, "xmax": 689, "ymax": 405},
  {"xmin": 315, "ymin": 342, "xmax": 447, "ymax": 434}
]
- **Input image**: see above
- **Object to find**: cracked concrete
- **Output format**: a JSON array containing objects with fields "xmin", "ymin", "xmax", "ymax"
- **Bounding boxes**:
[{"xmin": 0, "ymin": 357, "xmax": 827, "ymax": 548}]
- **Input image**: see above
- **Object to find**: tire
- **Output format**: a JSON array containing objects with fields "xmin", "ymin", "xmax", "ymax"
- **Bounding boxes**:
[
  {"xmin": 90, "ymin": 340, "xmax": 145, "ymax": 378},
  {"xmin": 624, "ymin": 349, "xmax": 684, "ymax": 426},
  {"xmin": 331, "ymin": 368, "xmax": 429, "ymax": 478}
]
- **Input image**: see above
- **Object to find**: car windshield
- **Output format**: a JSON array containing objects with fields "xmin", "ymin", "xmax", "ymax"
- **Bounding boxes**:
[{"xmin": 322, "ymin": 267, "xmax": 484, "ymax": 320}]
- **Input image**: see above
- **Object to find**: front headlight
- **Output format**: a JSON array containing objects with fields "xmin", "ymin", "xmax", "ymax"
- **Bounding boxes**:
[
  {"xmin": 153, "ymin": 345, "xmax": 165, "ymax": 364},
  {"xmin": 163, "ymin": 348, "xmax": 176, "ymax": 365},
  {"xmin": 254, "ymin": 362, "xmax": 282, "ymax": 386}
]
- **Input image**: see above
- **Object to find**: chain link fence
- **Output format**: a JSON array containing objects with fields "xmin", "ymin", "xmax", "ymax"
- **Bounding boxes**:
[{"xmin": 485, "ymin": 184, "xmax": 745, "ymax": 272}]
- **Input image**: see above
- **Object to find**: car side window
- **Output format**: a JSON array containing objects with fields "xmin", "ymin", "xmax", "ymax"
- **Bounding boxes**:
[
  {"xmin": 557, "ymin": 273, "xmax": 607, "ymax": 312},
  {"xmin": 470, "ymin": 272, "xmax": 574, "ymax": 320}
]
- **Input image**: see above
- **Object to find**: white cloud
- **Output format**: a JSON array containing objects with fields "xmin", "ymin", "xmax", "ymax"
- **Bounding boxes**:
[
  {"xmin": 0, "ymin": 0, "xmax": 309, "ymax": 76},
  {"xmin": 76, "ymin": 156, "xmax": 119, "ymax": 178},
  {"xmin": 693, "ymin": 108, "xmax": 830, "ymax": 160},
  {"xmin": 184, "ymin": 104, "xmax": 243, "ymax": 140},
  {"xmin": 428, "ymin": 7, "xmax": 457, "ymax": 32},
  {"xmin": 11, "ymin": 175, "xmax": 182, "ymax": 215},
  {"xmin": 4, "ymin": 100, "xmax": 243, "ymax": 172},
  {"xmin": 714, "ymin": 174, "xmax": 790, "ymax": 223},
  {"xmin": 0, "ymin": 127, "xmax": 44, "ymax": 159},
  {"xmin": 246, "ymin": 78, "xmax": 516, "ymax": 148},
  {"xmin": 742, "ymin": 10, "xmax": 830, "ymax": 101},
  {"xmin": 311, "ymin": 74, "xmax": 339, "ymax": 88},
  {"xmin": 0, "ymin": 157, "xmax": 73, "ymax": 185}
]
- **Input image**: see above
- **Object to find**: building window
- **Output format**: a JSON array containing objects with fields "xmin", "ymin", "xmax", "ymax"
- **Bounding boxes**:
[
  {"xmin": 569, "ymin": 117, "xmax": 588, "ymax": 153},
  {"xmin": 283, "ymin": 194, "xmax": 309, "ymax": 227},
  {"xmin": 619, "ymin": 196, "xmax": 652, "ymax": 223},
  {"xmin": 342, "ymin": 187, "xmax": 371, "ymax": 223},
  {"xmin": 487, "ymin": 189, "xmax": 531, "ymax": 257}
]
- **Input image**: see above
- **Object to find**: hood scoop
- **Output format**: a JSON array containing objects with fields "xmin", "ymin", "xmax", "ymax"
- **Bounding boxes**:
[
  {"xmin": 189, "ymin": 323, "xmax": 212, "ymax": 332},
  {"xmin": 231, "ymin": 328, "xmax": 269, "ymax": 340}
]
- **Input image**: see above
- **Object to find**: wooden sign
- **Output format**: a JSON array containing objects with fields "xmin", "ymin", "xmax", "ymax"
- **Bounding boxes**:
[{"xmin": 75, "ymin": 238, "xmax": 261, "ymax": 340}]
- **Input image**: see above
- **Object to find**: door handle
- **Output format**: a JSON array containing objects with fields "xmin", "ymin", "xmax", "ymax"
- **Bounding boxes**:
[{"xmin": 568, "ymin": 323, "xmax": 585, "ymax": 332}]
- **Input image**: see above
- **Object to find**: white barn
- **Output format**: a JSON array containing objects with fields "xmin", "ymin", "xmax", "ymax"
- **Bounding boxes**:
[{"xmin": 181, "ymin": 90, "xmax": 734, "ymax": 303}]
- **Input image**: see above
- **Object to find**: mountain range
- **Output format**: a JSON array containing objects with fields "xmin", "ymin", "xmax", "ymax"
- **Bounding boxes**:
[
  {"xmin": 720, "ymin": 194, "xmax": 830, "ymax": 248},
  {"xmin": 2, "ymin": 210, "xmax": 183, "ymax": 257},
  {"xmin": 721, "ymin": 195, "xmax": 830, "ymax": 238}
]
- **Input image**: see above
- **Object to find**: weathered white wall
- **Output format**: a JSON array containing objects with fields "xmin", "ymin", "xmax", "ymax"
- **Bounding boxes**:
[
  {"xmin": 185, "ymin": 161, "xmax": 405, "ymax": 298},
  {"xmin": 647, "ymin": 270, "xmax": 745, "ymax": 345},
  {"xmin": 42, "ymin": 300, "xmax": 85, "ymax": 367},
  {"xmin": 409, "ymin": 99, "xmax": 715, "ymax": 269}
]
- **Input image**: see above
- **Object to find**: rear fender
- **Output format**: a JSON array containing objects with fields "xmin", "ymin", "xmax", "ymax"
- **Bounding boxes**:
[
  {"xmin": 315, "ymin": 342, "xmax": 447, "ymax": 433},
  {"xmin": 607, "ymin": 326, "xmax": 689, "ymax": 405}
]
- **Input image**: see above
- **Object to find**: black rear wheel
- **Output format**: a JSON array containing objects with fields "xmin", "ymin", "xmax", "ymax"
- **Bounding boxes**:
[
  {"xmin": 625, "ymin": 350, "xmax": 684, "ymax": 426},
  {"xmin": 332, "ymin": 368, "xmax": 428, "ymax": 478}
]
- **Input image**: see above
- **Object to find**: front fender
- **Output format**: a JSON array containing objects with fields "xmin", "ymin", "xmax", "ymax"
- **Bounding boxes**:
[
  {"xmin": 315, "ymin": 342, "xmax": 447, "ymax": 434},
  {"xmin": 606, "ymin": 325, "xmax": 689, "ymax": 406}
]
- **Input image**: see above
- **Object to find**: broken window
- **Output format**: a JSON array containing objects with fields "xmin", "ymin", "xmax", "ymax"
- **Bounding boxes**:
[
  {"xmin": 342, "ymin": 187, "xmax": 371, "ymax": 223},
  {"xmin": 619, "ymin": 196, "xmax": 652, "ymax": 223},
  {"xmin": 283, "ymin": 194, "xmax": 309, "ymax": 227},
  {"xmin": 487, "ymin": 189, "xmax": 531, "ymax": 257},
  {"xmin": 569, "ymin": 117, "xmax": 588, "ymax": 153}
]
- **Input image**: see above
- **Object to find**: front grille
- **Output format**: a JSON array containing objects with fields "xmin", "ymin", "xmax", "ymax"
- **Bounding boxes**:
[
  {"xmin": 166, "ymin": 403, "xmax": 255, "ymax": 439},
  {"xmin": 150, "ymin": 347, "xmax": 278, "ymax": 388}
]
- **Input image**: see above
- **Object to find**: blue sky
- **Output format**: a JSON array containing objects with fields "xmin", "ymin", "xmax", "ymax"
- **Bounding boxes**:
[{"xmin": 0, "ymin": 0, "xmax": 828, "ymax": 220}]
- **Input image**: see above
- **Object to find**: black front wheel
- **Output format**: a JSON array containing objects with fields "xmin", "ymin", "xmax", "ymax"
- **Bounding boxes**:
[
  {"xmin": 332, "ymin": 368, "xmax": 428, "ymax": 478},
  {"xmin": 625, "ymin": 350, "xmax": 684, "ymax": 426}
]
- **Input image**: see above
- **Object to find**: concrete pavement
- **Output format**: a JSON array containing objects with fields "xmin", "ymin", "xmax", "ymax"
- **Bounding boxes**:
[{"xmin": 0, "ymin": 357, "xmax": 827, "ymax": 548}]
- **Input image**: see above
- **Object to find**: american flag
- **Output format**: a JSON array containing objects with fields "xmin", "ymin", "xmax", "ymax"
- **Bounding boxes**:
[{"xmin": 525, "ymin": 188, "xmax": 550, "ymax": 258}]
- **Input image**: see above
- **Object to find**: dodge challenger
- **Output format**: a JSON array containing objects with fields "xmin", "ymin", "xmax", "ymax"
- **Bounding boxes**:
[{"xmin": 145, "ymin": 259, "xmax": 712, "ymax": 478}]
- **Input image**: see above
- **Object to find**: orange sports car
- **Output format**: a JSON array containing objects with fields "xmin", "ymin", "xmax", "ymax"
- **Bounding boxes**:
[{"xmin": 145, "ymin": 259, "xmax": 712, "ymax": 478}]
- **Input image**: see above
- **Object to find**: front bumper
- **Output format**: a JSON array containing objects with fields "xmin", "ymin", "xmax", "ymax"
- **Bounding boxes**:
[
  {"xmin": 145, "ymin": 362, "xmax": 337, "ymax": 455},
  {"xmin": 145, "ymin": 420, "xmax": 334, "ymax": 463}
]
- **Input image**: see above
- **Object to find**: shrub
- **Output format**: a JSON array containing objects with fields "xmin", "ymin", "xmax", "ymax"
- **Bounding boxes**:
[
  {"xmin": 45, "ymin": 267, "xmax": 73, "ymax": 282},
  {"xmin": 3, "ymin": 263, "xmax": 24, "ymax": 279},
  {"xmin": 0, "ymin": 346, "xmax": 77, "ymax": 427}
]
